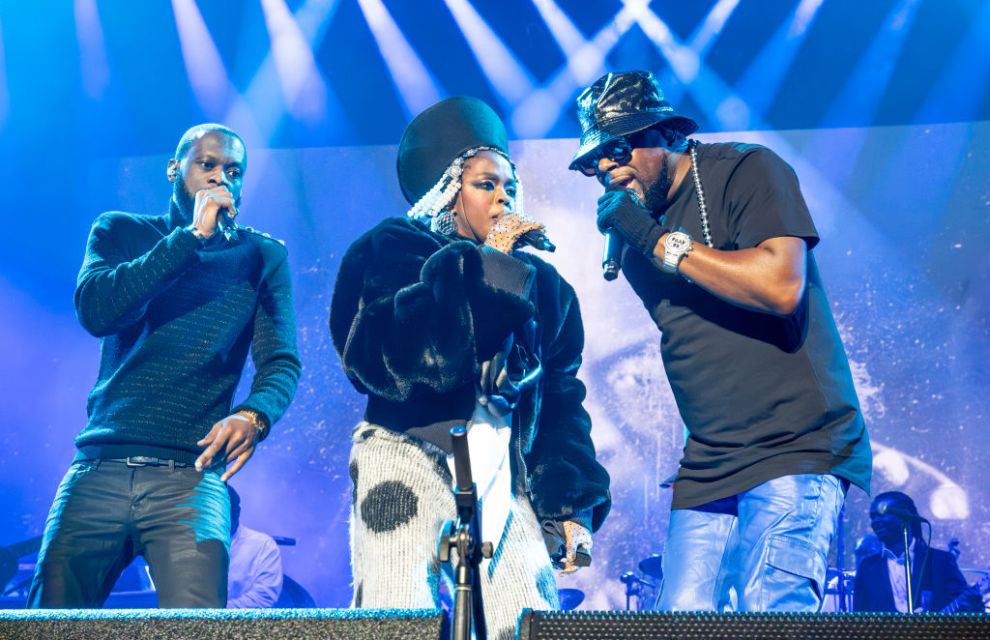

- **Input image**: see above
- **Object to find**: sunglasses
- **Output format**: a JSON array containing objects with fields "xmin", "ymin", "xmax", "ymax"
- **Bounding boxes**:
[{"xmin": 574, "ymin": 137, "xmax": 635, "ymax": 176}]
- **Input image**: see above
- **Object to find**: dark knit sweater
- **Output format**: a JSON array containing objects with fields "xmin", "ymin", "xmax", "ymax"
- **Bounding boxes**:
[{"xmin": 73, "ymin": 202, "xmax": 302, "ymax": 464}]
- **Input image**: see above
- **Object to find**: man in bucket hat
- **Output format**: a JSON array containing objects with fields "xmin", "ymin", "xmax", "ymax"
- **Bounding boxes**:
[{"xmin": 570, "ymin": 71, "xmax": 871, "ymax": 612}]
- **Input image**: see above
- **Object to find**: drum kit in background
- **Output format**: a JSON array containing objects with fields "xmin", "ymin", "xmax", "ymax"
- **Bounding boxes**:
[
  {"xmin": 610, "ymin": 554, "xmax": 869, "ymax": 612},
  {"xmin": 619, "ymin": 553, "xmax": 663, "ymax": 610},
  {"xmin": 608, "ymin": 554, "xmax": 990, "ymax": 613},
  {"xmin": 557, "ymin": 553, "xmax": 664, "ymax": 611},
  {"xmin": 607, "ymin": 552, "xmax": 858, "ymax": 612}
]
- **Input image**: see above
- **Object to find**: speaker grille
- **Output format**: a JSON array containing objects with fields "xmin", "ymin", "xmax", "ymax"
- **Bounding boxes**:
[
  {"xmin": 518, "ymin": 610, "xmax": 990, "ymax": 640},
  {"xmin": 0, "ymin": 607, "xmax": 444, "ymax": 640}
]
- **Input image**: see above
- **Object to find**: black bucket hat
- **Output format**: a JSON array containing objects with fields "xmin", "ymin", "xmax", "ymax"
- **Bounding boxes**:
[
  {"xmin": 397, "ymin": 96, "xmax": 509, "ymax": 205},
  {"xmin": 569, "ymin": 70, "xmax": 698, "ymax": 171}
]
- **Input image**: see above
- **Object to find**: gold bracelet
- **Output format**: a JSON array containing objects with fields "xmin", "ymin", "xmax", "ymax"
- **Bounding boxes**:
[{"xmin": 238, "ymin": 409, "xmax": 269, "ymax": 439}]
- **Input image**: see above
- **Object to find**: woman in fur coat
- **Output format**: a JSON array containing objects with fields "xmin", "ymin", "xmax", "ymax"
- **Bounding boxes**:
[{"xmin": 329, "ymin": 96, "xmax": 610, "ymax": 639}]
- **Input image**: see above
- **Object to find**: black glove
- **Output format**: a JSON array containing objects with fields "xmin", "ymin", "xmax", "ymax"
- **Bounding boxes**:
[{"xmin": 596, "ymin": 187, "xmax": 664, "ymax": 255}]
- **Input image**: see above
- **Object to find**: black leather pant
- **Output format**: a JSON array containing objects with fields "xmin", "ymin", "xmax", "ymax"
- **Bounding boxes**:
[{"xmin": 27, "ymin": 459, "xmax": 230, "ymax": 608}]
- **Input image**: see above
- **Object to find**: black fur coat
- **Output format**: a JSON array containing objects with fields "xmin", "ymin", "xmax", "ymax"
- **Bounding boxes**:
[{"xmin": 330, "ymin": 217, "xmax": 610, "ymax": 530}]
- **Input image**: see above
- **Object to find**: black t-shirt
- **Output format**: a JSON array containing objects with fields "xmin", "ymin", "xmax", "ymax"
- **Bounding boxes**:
[{"xmin": 622, "ymin": 142, "xmax": 872, "ymax": 509}]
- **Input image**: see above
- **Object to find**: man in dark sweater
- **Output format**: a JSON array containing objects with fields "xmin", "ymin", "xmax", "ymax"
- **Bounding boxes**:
[
  {"xmin": 569, "ymin": 71, "xmax": 871, "ymax": 612},
  {"xmin": 28, "ymin": 124, "xmax": 301, "ymax": 608}
]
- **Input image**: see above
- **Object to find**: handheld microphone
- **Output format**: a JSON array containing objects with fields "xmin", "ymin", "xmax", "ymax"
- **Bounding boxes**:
[
  {"xmin": 602, "ymin": 229, "xmax": 623, "ymax": 281},
  {"xmin": 217, "ymin": 208, "xmax": 238, "ymax": 242},
  {"xmin": 519, "ymin": 229, "xmax": 556, "ymax": 252},
  {"xmin": 600, "ymin": 185, "xmax": 641, "ymax": 281},
  {"xmin": 876, "ymin": 502, "xmax": 930, "ymax": 523}
]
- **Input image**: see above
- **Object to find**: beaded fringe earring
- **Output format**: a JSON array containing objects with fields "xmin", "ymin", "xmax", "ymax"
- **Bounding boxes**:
[
  {"xmin": 407, "ymin": 157, "xmax": 465, "ymax": 230},
  {"xmin": 431, "ymin": 208, "xmax": 457, "ymax": 236}
]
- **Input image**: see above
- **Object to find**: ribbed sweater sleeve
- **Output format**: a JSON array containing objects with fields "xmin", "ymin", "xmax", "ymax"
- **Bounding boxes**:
[
  {"xmin": 74, "ymin": 213, "xmax": 201, "ymax": 337},
  {"xmin": 233, "ymin": 246, "xmax": 302, "ymax": 428}
]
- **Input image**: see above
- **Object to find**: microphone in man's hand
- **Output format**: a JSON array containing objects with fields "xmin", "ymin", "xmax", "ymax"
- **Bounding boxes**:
[
  {"xmin": 876, "ymin": 502, "xmax": 930, "ymax": 523},
  {"xmin": 602, "ymin": 228, "xmax": 623, "ymax": 281},
  {"xmin": 519, "ymin": 229, "xmax": 556, "ymax": 252},
  {"xmin": 217, "ymin": 207, "xmax": 239, "ymax": 242},
  {"xmin": 600, "ymin": 184, "xmax": 640, "ymax": 281}
]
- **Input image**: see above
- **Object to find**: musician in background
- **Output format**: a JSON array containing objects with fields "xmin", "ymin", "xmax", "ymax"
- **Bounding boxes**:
[
  {"xmin": 227, "ymin": 486, "xmax": 283, "ymax": 608},
  {"xmin": 854, "ymin": 491, "xmax": 984, "ymax": 612}
]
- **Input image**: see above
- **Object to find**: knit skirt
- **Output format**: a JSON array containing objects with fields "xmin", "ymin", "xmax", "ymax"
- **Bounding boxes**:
[{"xmin": 348, "ymin": 422, "xmax": 558, "ymax": 640}]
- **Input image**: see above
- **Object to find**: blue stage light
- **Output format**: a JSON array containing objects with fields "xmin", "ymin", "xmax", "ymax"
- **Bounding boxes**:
[
  {"xmin": 734, "ymin": 0, "xmax": 826, "ymax": 121},
  {"xmin": 357, "ymin": 0, "xmax": 442, "ymax": 118},
  {"xmin": 443, "ymin": 0, "xmax": 534, "ymax": 107},
  {"xmin": 632, "ymin": 1, "xmax": 756, "ymax": 130},
  {"xmin": 260, "ymin": 0, "xmax": 329, "ymax": 123},
  {"xmin": 654, "ymin": 0, "xmax": 741, "ymax": 109},
  {"xmin": 914, "ymin": 0, "xmax": 990, "ymax": 125},
  {"xmin": 172, "ymin": 0, "xmax": 234, "ymax": 118},
  {"xmin": 0, "ymin": 19, "xmax": 7, "ymax": 129},
  {"xmin": 809, "ymin": 0, "xmax": 923, "ymax": 189},
  {"xmin": 73, "ymin": 0, "xmax": 110, "ymax": 100},
  {"xmin": 825, "ymin": 0, "xmax": 923, "ymax": 127},
  {"xmin": 512, "ymin": 2, "xmax": 639, "ymax": 138}
]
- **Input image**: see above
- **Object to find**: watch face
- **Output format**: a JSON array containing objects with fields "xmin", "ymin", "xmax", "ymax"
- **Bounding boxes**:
[{"xmin": 666, "ymin": 232, "xmax": 691, "ymax": 253}]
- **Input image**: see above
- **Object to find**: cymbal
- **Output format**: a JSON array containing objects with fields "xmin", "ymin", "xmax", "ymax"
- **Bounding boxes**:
[
  {"xmin": 638, "ymin": 554, "xmax": 663, "ymax": 579},
  {"xmin": 558, "ymin": 588, "xmax": 585, "ymax": 610}
]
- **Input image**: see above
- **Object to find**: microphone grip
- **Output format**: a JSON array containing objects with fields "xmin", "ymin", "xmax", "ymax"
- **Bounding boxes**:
[
  {"xmin": 602, "ymin": 229, "xmax": 623, "ymax": 281},
  {"xmin": 519, "ymin": 229, "xmax": 556, "ymax": 252},
  {"xmin": 217, "ymin": 208, "xmax": 238, "ymax": 242}
]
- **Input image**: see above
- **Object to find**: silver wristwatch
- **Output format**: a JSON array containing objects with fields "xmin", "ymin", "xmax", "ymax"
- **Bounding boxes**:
[{"xmin": 661, "ymin": 230, "xmax": 693, "ymax": 273}]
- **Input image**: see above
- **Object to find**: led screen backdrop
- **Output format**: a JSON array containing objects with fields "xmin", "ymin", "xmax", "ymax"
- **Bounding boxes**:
[{"xmin": 2, "ymin": 120, "xmax": 988, "ymax": 608}]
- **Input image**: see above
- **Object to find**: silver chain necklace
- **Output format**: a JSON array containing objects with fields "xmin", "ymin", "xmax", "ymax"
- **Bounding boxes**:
[{"xmin": 688, "ymin": 139, "xmax": 714, "ymax": 248}]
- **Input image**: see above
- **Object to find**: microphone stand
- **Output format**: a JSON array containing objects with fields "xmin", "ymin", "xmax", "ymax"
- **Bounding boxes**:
[
  {"xmin": 619, "ymin": 572, "xmax": 653, "ymax": 610},
  {"xmin": 902, "ymin": 523, "xmax": 914, "ymax": 613},
  {"xmin": 835, "ymin": 503, "xmax": 847, "ymax": 611},
  {"xmin": 439, "ymin": 425, "xmax": 493, "ymax": 640}
]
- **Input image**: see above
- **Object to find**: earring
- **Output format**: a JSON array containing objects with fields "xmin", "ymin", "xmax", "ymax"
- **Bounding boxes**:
[{"xmin": 431, "ymin": 208, "xmax": 457, "ymax": 236}]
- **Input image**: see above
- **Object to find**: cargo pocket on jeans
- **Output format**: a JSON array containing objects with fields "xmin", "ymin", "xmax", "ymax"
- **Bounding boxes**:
[{"xmin": 761, "ymin": 534, "xmax": 826, "ymax": 610}]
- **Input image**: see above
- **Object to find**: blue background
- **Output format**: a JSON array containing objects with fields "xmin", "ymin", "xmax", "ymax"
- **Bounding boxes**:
[{"xmin": 1, "ymin": 0, "xmax": 988, "ymax": 609}]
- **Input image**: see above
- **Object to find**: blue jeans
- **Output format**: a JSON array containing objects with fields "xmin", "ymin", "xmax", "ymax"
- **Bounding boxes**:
[
  {"xmin": 28, "ymin": 459, "xmax": 230, "ymax": 608},
  {"xmin": 655, "ymin": 474, "xmax": 846, "ymax": 612}
]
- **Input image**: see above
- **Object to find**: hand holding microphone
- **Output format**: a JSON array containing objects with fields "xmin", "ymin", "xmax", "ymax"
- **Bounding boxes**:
[
  {"xmin": 191, "ymin": 186, "xmax": 238, "ymax": 241},
  {"xmin": 596, "ymin": 187, "xmax": 664, "ymax": 257},
  {"xmin": 485, "ymin": 214, "xmax": 555, "ymax": 254},
  {"xmin": 216, "ymin": 208, "xmax": 238, "ymax": 242}
]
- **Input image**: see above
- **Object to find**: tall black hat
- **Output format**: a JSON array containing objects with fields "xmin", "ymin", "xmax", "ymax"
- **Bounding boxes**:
[
  {"xmin": 569, "ymin": 70, "xmax": 698, "ymax": 171},
  {"xmin": 397, "ymin": 96, "xmax": 509, "ymax": 205}
]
